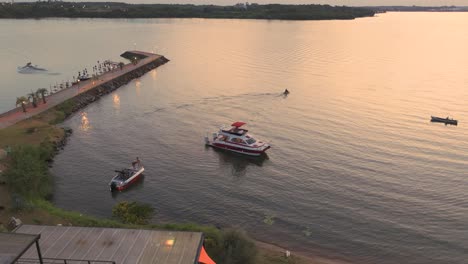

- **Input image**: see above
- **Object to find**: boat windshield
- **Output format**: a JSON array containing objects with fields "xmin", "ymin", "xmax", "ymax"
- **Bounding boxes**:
[
  {"xmin": 246, "ymin": 138, "xmax": 256, "ymax": 144},
  {"xmin": 115, "ymin": 169, "xmax": 132, "ymax": 181}
]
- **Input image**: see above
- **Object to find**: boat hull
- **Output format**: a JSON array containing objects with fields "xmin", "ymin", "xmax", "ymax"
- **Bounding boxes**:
[
  {"xmin": 109, "ymin": 167, "xmax": 144, "ymax": 192},
  {"xmin": 17, "ymin": 67, "xmax": 47, "ymax": 74},
  {"xmin": 205, "ymin": 123, "xmax": 270, "ymax": 156},
  {"xmin": 431, "ymin": 116, "xmax": 458, "ymax": 125},
  {"xmin": 114, "ymin": 173, "xmax": 142, "ymax": 191},
  {"xmin": 210, "ymin": 142, "xmax": 270, "ymax": 156}
]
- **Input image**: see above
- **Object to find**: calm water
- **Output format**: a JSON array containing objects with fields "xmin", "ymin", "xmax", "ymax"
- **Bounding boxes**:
[{"xmin": 2, "ymin": 13, "xmax": 468, "ymax": 264}]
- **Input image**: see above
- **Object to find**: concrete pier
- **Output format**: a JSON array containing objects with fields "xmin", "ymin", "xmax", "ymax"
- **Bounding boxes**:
[{"xmin": 0, "ymin": 51, "xmax": 169, "ymax": 129}]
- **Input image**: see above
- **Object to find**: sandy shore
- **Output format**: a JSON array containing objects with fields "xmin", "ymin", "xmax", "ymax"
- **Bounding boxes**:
[{"xmin": 255, "ymin": 240, "xmax": 353, "ymax": 264}]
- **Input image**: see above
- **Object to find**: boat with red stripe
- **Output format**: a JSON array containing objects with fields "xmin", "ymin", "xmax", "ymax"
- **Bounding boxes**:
[
  {"xmin": 205, "ymin": 121, "xmax": 270, "ymax": 156},
  {"xmin": 109, "ymin": 159, "xmax": 144, "ymax": 192}
]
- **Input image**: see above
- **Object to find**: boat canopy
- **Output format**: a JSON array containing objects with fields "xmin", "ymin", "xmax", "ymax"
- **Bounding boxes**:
[
  {"xmin": 231, "ymin": 121, "xmax": 246, "ymax": 128},
  {"xmin": 198, "ymin": 246, "xmax": 216, "ymax": 264}
]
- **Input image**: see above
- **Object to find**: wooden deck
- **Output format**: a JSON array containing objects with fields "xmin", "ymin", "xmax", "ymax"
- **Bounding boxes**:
[
  {"xmin": 15, "ymin": 225, "xmax": 203, "ymax": 264},
  {"xmin": 0, "ymin": 232, "xmax": 40, "ymax": 264}
]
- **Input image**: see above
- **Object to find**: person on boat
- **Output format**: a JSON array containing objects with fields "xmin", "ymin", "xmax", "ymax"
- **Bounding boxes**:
[
  {"xmin": 283, "ymin": 89, "xmax": 290, "ymax": 95},
  {"xmin": 132, "ymin": 157, "xmax": 141, "ymax": 169}
]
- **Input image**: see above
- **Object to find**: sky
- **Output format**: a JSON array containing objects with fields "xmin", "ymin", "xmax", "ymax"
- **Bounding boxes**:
[{"xmin": 76, "ymin": 0, "xmax": 468, "ymax": 6}]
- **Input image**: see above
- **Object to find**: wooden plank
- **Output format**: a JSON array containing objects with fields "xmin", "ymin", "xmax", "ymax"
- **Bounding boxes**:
[
  {"xmin": 78, "ymin": 228, "xmax": 106, "ymax": 260},
  {"xmin": 43, "ymin": 227, "xmax": 79, "ymax": 258},
  {"xmin": 0, "ymin": 232, "xmax": 39, "ymax": 264},
  {"xmin": 97, "ymin": 229, "xmax": 129, "ymax": 261},
  {"xmin": 109, "ymin": 229, "xmax": 141, "ymax": 262},
  {"xmin": 160, "ymin": 232, "xmax": 180, "ymax": 264},
  {"xmin": 123, "ymin": 230, "xmax": 153, "ymax": 264},
  {"xmin": 138, "ymin": 230, "xmax": 164, "ymax": 263},
  {"xmin": 15, "ymin": 225, "xmax": 44, "ymax": 258},
  {"xmin": 58, "ymin": 227, "xmax": 96, "ymax": 259},
  {"xmin": 31, "ymin": 226, "xmax": 62, "ymax": 257},
  {"xmin": 82, "ymin": 228, "xmax": 119, "ymax": 261},
  {"xmin": 168, "ymin": 232, "xmax": 200, "ymax": 264},
  {"xmin": 0, "ymin": 255, "xmax": 16, "ymax": 264},
  {"xmin": 68, "ymin": 227, "xmax": 97, "ymax": 259},
  {"xmin": 173, "ymin": 233, "xmax": 198, "ymax": 264}
]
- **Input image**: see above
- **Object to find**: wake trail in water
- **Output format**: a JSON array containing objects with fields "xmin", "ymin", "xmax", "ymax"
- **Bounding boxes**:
[{"xmin": 142, "ymin": 91, "xmax": 285, "ymax": 116}]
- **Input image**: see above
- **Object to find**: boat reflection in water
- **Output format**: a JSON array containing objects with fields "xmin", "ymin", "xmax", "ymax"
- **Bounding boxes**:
[{"xmin": 209, "ymin": 146, "xmax": 269, "ymax": 177}]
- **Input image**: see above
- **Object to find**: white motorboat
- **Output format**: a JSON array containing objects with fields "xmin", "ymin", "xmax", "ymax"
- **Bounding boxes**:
[
  {"xmin": 205, "ymin": 121, "xmax": 270, "ymax": 156},
  {"xmin": 17, "ymin": 62, "xmax": 47, "ymax": 73}
]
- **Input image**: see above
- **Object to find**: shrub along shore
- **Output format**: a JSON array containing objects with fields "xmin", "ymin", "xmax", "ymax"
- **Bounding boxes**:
[{"xmin": 0, "ymin": 2, "xmax": 375, "ymax": 20}]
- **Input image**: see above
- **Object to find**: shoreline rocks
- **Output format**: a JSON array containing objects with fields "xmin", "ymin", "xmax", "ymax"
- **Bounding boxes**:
[{"xmin": 65, "ymin": 56, "xmax": 169, "ymax": 117}]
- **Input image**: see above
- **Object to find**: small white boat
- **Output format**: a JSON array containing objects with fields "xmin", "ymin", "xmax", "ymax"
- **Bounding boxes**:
[
  {"xmin": 205, "ymin": 121, "xmax": 270, "ymax": 156},
  {"xmin": 17, "ymin": 62, "xmax": 47, "ymax": 73},
  {"xmin": 109, "ymin": 163, "xmax": 144, "ymax": 192}
]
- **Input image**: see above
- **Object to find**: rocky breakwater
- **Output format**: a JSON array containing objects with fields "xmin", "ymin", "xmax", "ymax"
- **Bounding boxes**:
[{"xmin": 63, "ymin": 56, "xmax": 169, "ymax": 119}]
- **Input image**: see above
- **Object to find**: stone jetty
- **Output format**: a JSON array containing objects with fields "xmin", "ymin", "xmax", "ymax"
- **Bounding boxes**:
[{"xmin": 0, "ymin": 51, "xmax": 169, "ymax": 129}]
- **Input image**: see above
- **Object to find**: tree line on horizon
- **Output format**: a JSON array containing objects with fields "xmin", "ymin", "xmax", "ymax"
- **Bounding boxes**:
[{"xmin": 0, "ymin": 2, "xmax": 375, "ymax": 20}]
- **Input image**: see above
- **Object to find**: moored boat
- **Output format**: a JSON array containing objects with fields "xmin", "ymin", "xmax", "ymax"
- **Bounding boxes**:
[
  {"xmin": 431, "ymin": 116, "xmax": 458, "ymax": 125},
  {"xmin": 205, "ymin": 121, "xmax": 270, "ymax": 156},
  {"xmin": 78, "ymin": 74, "xmax": 91, "ymax": 81},
  {"xmin": 17, "ymin": 62, "xmax": 47, "ymax": 73},
  {"xmin": 109, "ymin": 162, "xmax": 144, "ymax": 192}
]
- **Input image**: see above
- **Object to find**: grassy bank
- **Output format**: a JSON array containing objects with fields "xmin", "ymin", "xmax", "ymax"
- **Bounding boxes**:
[{"xmin": 0, "ymin": 100, "xmax": 308, "ymax": 263}]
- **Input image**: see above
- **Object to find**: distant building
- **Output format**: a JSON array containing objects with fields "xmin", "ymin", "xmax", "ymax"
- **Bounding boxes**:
[{"xmin": 234, "ymin": 2, "xmax": 248, "ymax": 9}]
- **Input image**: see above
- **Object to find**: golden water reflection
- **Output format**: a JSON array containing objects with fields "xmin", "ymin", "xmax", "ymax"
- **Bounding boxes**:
[
  {"xmin": 150, "ymin": 69, "xmax": 157, "ymax": 80},
  {"xmin": 80, "ymin": 112, "xmax": 91, "ymax": 132},
  {"xmin": 135, "ymin": 79, "xmax": 141, "ymax": 96},
  {"xmin": 113, "ymin": 94, "xmax": 120, "ymax": 109}
]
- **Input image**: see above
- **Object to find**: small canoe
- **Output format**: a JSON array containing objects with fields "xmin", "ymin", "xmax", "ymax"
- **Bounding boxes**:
[{"xmin": 431, "ymin": 116, "xmax": 458, "ymax": 125}]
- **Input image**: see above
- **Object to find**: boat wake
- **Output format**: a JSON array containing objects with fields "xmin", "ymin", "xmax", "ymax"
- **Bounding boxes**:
[{"xmin": 142, "ymin": 91, "xmax": 284, "ymax": 117}]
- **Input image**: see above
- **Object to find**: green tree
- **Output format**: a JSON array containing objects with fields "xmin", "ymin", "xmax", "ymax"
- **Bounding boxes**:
[
  {"xmin": 16, "ymin": 96, "xmax": 28, "ymax": 112},
  {"xmin": 218, "ymin": 229, "xmax": 257, "ymax": 264},
  {"xmin": 36, "ymin": 88, "xmax": 48, "ymax": 104},
  {"xmin": 112, "ymin": 201, "xmax": 154, "ymax": 225},
  {"xmin": 27, "ymin": 92, "xmax": 38, "ymax": 108}
]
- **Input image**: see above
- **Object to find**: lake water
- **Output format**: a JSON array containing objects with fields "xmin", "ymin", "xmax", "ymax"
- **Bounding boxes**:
[{"xmin": 2, "ymin": 13, "xmax": 468, "ymax": 264}]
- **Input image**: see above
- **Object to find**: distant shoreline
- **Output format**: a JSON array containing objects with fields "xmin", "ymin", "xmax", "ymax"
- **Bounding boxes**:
[
  {"xmin": 367, "ymin": 6, "xmax": 468, "ymax": 12},
  {"xmin": 0, "ymin": 2, "xmax": 375, "ymax": 20}
]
